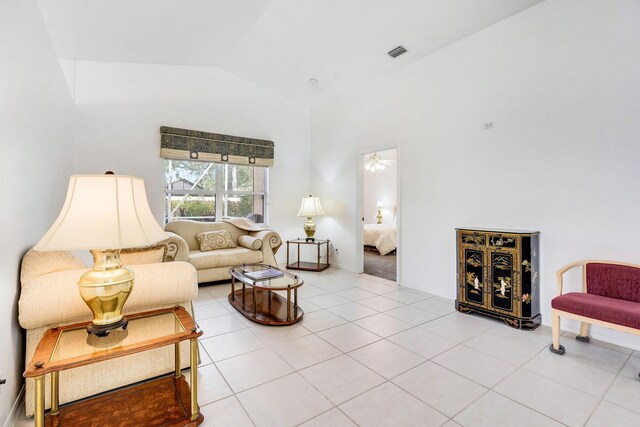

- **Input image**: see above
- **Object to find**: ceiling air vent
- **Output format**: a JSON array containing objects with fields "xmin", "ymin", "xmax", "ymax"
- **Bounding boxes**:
[{"xmin": 388, "ymin": 45, "xmax": 407, "ymax": 58}]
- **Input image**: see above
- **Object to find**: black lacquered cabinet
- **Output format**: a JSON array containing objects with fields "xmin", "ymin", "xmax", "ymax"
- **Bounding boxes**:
[{"xmin": 456, "ymin": 228, "xmax": 541, "ymax": 329}]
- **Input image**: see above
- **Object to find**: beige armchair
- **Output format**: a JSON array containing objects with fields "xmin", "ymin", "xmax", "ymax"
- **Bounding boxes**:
[{"xmin": 164, "ymin": 220, "xmax": 282, "ymax": 283}]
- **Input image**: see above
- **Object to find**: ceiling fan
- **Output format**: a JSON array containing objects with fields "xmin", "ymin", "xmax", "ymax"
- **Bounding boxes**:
[{"xmin": 364, "ymin": 153, "xmax": 395, "ymax": 173}]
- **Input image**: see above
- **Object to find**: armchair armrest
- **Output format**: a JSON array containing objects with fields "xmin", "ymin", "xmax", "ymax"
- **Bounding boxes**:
[
  {"xmin": 162, "ymin": 232, "xmax": 189, "ymax": 262},
  {"xmin": 249, "ymin": 230, "xmax": 282, "ymax": 267},
  {"xmin": 556, "ymin": 261, "xmax": 589, "ymax": 296}
]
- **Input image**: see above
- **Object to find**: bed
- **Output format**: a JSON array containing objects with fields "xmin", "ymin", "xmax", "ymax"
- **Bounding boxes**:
[{"xmin": 363, "ymin": 223, "xmax": 397, "ymax": 255}]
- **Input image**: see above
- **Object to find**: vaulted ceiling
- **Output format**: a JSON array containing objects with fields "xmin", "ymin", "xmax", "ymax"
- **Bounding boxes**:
[{"xmin": 37, "ymin": 0, "xmax": 544, "ymax": 108}]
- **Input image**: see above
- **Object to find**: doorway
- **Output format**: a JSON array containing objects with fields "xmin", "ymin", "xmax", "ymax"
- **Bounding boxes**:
[{"xmin": 358, "ymin": 148, "xmax": 398, "ymax": 282}]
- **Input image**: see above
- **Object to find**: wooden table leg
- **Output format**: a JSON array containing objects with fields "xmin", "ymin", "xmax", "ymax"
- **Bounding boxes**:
[
  {"xmin": 34, "ymin": 375, "xmax": 45, "ymax": 427},
  {"xmin": 190, "ymin": 338, "xmax": 199, "ymax": 421},
  {"xmin": 231, "ymin": 277, "xmax": 235, "ymax": 301},
  {"xmin": 253, "ymin": 287, "xmax": 257, "ymax": 317},
  {"xmin": 50, "ymin": 371, "xmax": 60, "ymax": 416},
  {"xmin": 175, "ymin": 342, "xmax": 181, "ymax": 378},
  {"xmin": 287, "ymin": 286, "xmax": 292, "ymax": 321}
]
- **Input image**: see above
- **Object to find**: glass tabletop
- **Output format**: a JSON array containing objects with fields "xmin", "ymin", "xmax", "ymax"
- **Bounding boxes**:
[
  {"xmin": 50, "ymin": 312, "xmax": 185, "ymax": 362},
  {"xmin": 231, "ymin": 264, "xmax": 303, "ymax": 290}
]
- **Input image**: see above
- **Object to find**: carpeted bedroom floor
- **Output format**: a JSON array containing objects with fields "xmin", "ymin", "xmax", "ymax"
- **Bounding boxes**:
[{"xmin": 363, "ymin": 250, "xmax": 396, "ymax": 282}]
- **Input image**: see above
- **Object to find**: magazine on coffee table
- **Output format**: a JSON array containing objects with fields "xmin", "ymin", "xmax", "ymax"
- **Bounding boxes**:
[{"xmin": 243, "ymin": 268, "xmax": 284, "ymax": 281}]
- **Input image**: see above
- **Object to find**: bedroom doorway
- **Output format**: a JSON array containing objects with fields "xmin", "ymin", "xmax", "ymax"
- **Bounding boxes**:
[{"xmin": 358, "ymin": 148, "xmax": 398, "ymax": 282}]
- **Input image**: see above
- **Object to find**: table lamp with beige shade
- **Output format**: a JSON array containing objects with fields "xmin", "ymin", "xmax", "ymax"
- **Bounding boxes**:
[
  {"xmin": 297, "ymin": 195, "xmax": 325, "ymax": 242},
  {"xmin": 34, "ymin": 173, "xmax": 166, "ymax": 336}
]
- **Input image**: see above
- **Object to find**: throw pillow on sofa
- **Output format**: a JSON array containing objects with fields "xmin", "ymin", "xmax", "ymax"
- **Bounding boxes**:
[
  {"xmin": 120, "ymin": 244, "xmax": 167, "ymax": 265},
  {"xmin": 196, "ymin": 230, "xmax": 237, "ymax": 251},
  {"xmin": 238, "ymin": 235, "xmax": 263, "ymax": 250}
]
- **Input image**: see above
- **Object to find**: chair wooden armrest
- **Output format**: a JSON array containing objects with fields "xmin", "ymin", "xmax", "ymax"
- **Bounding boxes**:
[{"xmin": 556, "ymin": 260, "xmax": 590, "ymax": 296}]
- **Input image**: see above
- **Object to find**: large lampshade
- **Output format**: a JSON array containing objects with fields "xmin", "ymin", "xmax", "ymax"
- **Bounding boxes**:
[
  {"xmin": 35, "ymin": 174, "xmax": 166, "ymax": 251},
  {"xmin": 296, "ymin": 196, "xmax": 325, "ymax": 218},
  {"xmin": 34, "ymin": 174, "xmax": 166, "ymax": 336}
]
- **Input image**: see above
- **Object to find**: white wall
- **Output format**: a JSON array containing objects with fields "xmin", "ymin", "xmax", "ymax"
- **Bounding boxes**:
[
  {"xmin": 363, "ymin": 149, "xmax": 397, "ymax": 224},
  {"xmin": 70, "ymin": 61, "xmax": 311, "ymax": 260},
  {"xmin": 0, "ymin": 1, "xmax": 74, "ymax": 423},
  {"xmin": 311, "ymin": 0, "xmax": 640, "ymax": 349}
]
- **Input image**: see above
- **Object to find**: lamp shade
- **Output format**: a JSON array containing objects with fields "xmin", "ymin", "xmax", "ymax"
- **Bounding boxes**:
[
  {"xmin": 297, "ymin": 195, "xmax": 325, "ymax": 217},
  {"xmin": 34, "ymin": 174, "xmax": 166, "ymax": 251},
  {"xmin": 376, "ymin": 201, "xmax": 383, "ymax": 208}
]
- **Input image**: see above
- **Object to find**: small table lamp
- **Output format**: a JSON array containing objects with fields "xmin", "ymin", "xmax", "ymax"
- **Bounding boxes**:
[
  {"xmin": 34, "ymin": 173, "xmax": 166, "ymax": 336},
  {"xmin": 297, "ymin": 195, "xmax": 325, "ymax": 242},
  {"xmin": 376, "ymin": 201, "xmax": 383, "ymax": 224}
]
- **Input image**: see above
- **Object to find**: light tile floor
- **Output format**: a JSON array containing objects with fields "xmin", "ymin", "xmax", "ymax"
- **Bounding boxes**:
[{"xmin": 14, "ymin": 268, "xmax": 640, "ymax": 427}]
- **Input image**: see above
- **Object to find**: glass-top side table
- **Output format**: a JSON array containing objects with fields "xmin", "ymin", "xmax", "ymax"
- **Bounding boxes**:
[
  {"xmin": 286, "ymin": 238, "xmax": 331, "ymax": 272},
  {"xmin": 24, "ymin": 306, "xmax": 203, "ymax": 427}
]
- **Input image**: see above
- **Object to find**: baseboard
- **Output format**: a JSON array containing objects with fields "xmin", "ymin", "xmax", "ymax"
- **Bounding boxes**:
[
  {"xmin": 325, "ymin": 261, "xmax": 354, "ymax": 272},
  {"xmin": 3, "ymin": 385, "xmax": 25, "ymax": 427}
]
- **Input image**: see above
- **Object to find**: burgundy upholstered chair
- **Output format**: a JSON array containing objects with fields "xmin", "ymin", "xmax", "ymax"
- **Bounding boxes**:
[{"xmin": 550, "ymin": 261, "xmax": 640, "ymax": 368}]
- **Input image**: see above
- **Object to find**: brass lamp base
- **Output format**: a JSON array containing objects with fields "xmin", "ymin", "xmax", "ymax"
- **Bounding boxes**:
[
  {"xmin": 78, "ymin": 249, "xmax": 134, "ymax": 337},
  {"xmin": 86, "ymin": 317, "xmax": 129, "ymax": 337},
  {"xmin": 304, "ymin": 217, "xmax": 317, "ymax": 242},
  {"xmin": 376, "ymin": 209, "xmax": 383, "ymax": 224}
]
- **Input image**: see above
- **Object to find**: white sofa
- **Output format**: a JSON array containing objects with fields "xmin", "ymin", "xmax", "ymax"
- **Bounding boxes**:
[
  {"xmin": 164, "ymin": 220, "xmax": 282, "ymax": 283},
  {"xmin": 18, "ymin": 241, "xmax": 198, "ymax": 416}
]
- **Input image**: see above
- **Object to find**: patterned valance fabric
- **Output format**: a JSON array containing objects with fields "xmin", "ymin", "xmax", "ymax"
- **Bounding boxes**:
[{"xmin": 160, "ymin": 126, "xmax": 274, "ymax": 166}]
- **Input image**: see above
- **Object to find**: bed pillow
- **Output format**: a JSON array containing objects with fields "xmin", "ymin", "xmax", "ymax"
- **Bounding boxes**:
[
  {"xmin": 196, "ymin": 230, "xmax": 237, "ymax": 251},
  {"xmin": 238, "ymin": 235, "xmax": 262, "ymax": 250}
]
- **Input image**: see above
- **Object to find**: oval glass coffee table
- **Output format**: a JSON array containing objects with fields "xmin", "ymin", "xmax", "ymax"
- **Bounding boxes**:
[{"xmin": 229, "ymin": 264, "xmax": 304, "ymax": 325}]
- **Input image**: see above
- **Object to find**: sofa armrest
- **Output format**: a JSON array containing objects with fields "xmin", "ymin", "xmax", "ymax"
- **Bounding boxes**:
[
  {"xmin": 249, "ymin": 230, "xmax": 282, "ymax": 267},
  {"xmin": 163, "ymin": 232, "xmax": 189, "ymax": 262},
  {"xmin": 19, "ymin": 261, "xmax": 198, "ymax": 330}
]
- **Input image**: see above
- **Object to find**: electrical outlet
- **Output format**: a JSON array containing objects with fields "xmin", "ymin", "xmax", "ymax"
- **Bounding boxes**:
[{"xmin": 484, "ymin": 121, "xmax": 494, "ymax": 130}]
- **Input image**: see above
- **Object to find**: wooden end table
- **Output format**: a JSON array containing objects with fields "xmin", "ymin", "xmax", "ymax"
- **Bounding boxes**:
[
  {"xmin": 229, "ymin": 264, "xmax": 304, "ymax": 325},
  {"xmin": 286, "ymin": 238, "xmax": 331, "ymax": 272},
  {"xmin": 24, "ymin": 307, "xmax": 204, "ymax": 427}
]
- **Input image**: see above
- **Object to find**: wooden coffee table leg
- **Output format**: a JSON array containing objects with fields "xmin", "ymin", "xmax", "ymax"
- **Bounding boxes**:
[
  {"xmin": 34, "ymin": 375, "xmax": 45, "ymax": 427},
  {"xmin": 252, "ymin": 287, "xmax": 257, "ymax": 317},
  {"xmin": 287, "ymin": 286, "xmax": 291, "ymax": 321},
  {"xmin": 190, "ymin": 338, "xmax": 199, "ymax": 421},
  {"xmin": 50, "ymin": 371, "xmax": 60, "ymax": 416}
]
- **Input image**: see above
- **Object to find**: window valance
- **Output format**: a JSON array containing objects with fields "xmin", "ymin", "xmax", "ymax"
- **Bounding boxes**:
[{"xmin": 160, "ymin": 126, "xmax": 274, "ymax": 167}]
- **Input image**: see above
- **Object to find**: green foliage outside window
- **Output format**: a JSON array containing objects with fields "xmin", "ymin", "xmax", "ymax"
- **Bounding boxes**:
[{"xmin": 165, "ymin": 160, "xmax": 266, "ymax": 222}]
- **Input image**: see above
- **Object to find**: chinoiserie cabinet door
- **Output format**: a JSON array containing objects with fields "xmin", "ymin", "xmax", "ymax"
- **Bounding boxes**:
[
  {"xmin": 461, "ymin": 246, "xmax": 486, "ymax": 307},
  {"xmin": 488, "ymin": 247, "xmax": 520, "ymax": 316},
  {"xmin": 458, "ymin": 232, "xmax": 488, "ymax": 308}
]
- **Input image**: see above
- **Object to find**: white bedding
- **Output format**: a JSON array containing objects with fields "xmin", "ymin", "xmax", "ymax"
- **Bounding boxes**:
[{"xmin": 363, "ymin": 223, "xmax": 397, "ymax": 255}]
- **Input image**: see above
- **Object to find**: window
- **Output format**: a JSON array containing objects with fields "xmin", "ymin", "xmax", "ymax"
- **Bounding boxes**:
[{"xmin": 165, "ymin": 160, "xmax": 268, "ymax": 224}]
